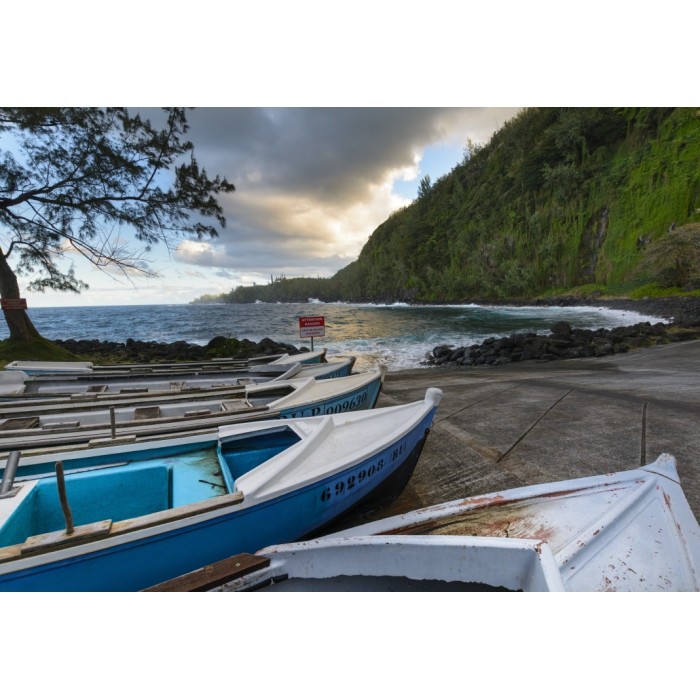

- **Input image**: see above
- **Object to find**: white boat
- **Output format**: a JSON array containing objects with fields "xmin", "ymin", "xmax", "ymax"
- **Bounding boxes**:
[
  {"xmin": 169, "ymin": 454, "xmax": 700, "ymax": 592},
  {"xmin": 2, "ymin": 361, "xmax": 95, "ymax": 374},
  {"xmin": 0, "ymin": 355, "xmax": 356, "ymax": 399},
  {"xmin": 0, "ymin": 356, "xmax": 356, "ymax": 401},
  {"xmin": 0, "ymin": 369, "xmax": 385, "ymax": 454},
  {"xmin": 0, "ymin": 360, "xmax": 357, "ymax": 415},
  {"xmin": 0, "ymin": 388, "xmax": 442, "ymax": 592},
  {"xmin": 2, "ymin": 349, "xmax": 327, "ymax": 376}
]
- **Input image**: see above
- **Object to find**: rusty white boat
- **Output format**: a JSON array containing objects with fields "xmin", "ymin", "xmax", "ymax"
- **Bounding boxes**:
[{"xmin": 152, "ymin": 454, "xmax": 700, "ymax": 592}]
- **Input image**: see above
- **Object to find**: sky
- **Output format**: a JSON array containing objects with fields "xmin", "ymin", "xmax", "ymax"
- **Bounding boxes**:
[{"xmin": 10, "ymin": 107, "xmax": 521, "ymax": 307}]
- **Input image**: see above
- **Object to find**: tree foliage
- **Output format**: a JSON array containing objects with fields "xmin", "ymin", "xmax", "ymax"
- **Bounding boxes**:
[
  {"xmin": 417, "ymin": 174, "xmax": 432, "ymax": 199},
  {"xmin": 0, "ymin": 108, "xmax": 234, "ymax": 288},
  {"xmin": 0, "ymin": 107, "xmax": 234, "ymax": 339},
  {"xmin": 637, "ymin": 224, "xmax": 700, "ymax": 289}
]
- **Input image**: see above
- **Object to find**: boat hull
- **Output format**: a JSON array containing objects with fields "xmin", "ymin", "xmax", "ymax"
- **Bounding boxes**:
[
  {"xmin": 307, "ymin": 429, "xmax": 429, "ymax": 538},
  {"xmin": 0, "ymin": 407, "xmax": 434, "ymax": 592}
]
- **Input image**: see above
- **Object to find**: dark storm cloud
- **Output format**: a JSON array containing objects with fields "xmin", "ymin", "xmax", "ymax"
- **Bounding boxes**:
[
  {"xmin": 158, "ymin": 107, "xmax": 521, "ymax": 276},
  {"xmin": 186, "ymin": 107, "xmax": 517, "ymax": 204}
]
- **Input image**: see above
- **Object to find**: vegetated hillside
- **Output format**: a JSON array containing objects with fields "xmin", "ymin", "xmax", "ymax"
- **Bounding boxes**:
[
  {"xmin": 195, "ymin": 108, "xmax": 700, "ymax": 305},
  {"xmin": 194, "ymin": 275, "xmax": 339, "ymax": 304}
]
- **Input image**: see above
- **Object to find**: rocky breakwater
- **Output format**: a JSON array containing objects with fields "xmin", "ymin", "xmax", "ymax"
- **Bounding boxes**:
[
  {"xmin": 52, "ymin": 336, "xmax": 306, "ymax": 364},
  {"xmin": 425, "ymin": 320, "xmax": 700, "ymax": 368}
]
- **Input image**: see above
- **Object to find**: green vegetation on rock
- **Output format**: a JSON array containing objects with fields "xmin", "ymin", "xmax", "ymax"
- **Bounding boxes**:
[
  {"xmin": 0, "ymin": 337, "xmax": 82, "ymax": 365},
  {"xmin": 194, "ymin": 108, "xmax": 700, "ymax": 305}
]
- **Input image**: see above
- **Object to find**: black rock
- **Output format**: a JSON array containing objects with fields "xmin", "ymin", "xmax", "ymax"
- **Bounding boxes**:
[{"xmin": 550, "ymin": 321, "xmax": 572, "ymax": 336}]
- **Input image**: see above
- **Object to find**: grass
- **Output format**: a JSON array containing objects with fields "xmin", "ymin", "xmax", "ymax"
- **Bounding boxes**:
[
  {"xmin": 0, "ymin": 336, "xmax": 85, "ymax": 367},
  {"xmin": 544, "ymin": 280, "xmax": 700, "ymax": 301},
  {"xmin": 628, "ymin": 285, "xmax": 700, "ymax": 300}
]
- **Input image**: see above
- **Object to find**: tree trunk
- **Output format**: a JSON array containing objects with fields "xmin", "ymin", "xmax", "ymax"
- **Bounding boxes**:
[{"xmin": 0, "ymin": 248, "xmax": 42, "ymax": 342}]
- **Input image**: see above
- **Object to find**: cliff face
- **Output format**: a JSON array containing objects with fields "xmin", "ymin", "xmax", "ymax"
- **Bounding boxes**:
[
  {"xmin": 330, "ymin": 107, "xmax": 700, "ymax": 302},
  {"xmin": 200, "ymin": 108, "xmax": 700, "ymax": 305}
]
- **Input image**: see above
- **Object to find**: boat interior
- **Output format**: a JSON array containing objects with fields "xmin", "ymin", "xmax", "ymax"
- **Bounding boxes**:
[
  {"xmin": 0, "ymin": 385, "xmax": 301, "ymax": 433},
  {"xmin": 0, "ymin": 425, "xmax": 302, "ymax": 552}
]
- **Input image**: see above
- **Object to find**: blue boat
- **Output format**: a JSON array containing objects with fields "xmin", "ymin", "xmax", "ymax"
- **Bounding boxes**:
[
  {"xmin": 0, "ymin": 369, "xmax": 385, "ymax": 454},
  {"xmin": 0, "ymin": 388, "xmax": 442, "ymax": 591}
]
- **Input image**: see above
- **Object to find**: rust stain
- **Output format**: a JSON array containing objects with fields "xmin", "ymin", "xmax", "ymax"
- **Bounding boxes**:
[
  {"xmin": 457, "ymin": 486, "xmax": 584, "ymax": 510},
  {"xmin": 458, "ymin": 494, "xmax": 509, "ymax": 508},
  {"xmin": 381, "ymin": 502, "xmax": 559, "ymax": 542},
  {"xmin": 377, "ymin": 483, "xmax": 632, "ymax": 544},
  {"xmin": 601, "ymin": 575, "xmax": 616, "ymax": 592},
  {"xmin": 456, "ymin": 484, "xmax": 629, "ymax": 511},
  {"xmin": 662, "ymin": 491, "xmax": 686, "ymax": 538}
]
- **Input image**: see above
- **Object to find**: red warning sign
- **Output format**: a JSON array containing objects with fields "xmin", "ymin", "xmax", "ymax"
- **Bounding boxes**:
[{"xmin": 299, "ymin": 315, "xmax": 325, "ymax": 338}]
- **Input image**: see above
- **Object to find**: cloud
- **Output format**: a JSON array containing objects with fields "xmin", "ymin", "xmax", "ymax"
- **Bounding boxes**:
[
  {"xmin": 165, "ymin": 107, "xmax": 520, "ymax": 282},
  {"xmin": 188, "ymin": 107, "xmax": 517, "ymax": 203}
]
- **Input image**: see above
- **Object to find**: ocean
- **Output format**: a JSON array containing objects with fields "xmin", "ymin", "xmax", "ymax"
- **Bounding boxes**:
[{"xmin": 5, "ymin": 301, "xmax": 667, "ymax": 372}]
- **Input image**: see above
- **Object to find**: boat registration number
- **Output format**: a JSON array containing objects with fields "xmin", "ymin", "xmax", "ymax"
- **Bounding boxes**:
[
  {"xmin": 319, "ymin": 438, "xmax": 409, "ymax": 504},
  {"xmin": 284, "ymin": 391, "xmax": 369, "ymax": 418}
]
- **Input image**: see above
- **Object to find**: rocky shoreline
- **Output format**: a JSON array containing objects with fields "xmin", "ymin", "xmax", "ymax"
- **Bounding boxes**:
[
  {"xmin": 52, "ymin": 336, "xmax": 309, "ymax": 364},
  {"xmin": 425, "ymin": 320, "xmax": 700, "ymax": 367},
  {"xmin": 50, "ymin": 296, "xmax": 700, "ymax": 367},
  {"xmin": 424, "ymin": 296, "xmax": 700, "ymax": 368}
]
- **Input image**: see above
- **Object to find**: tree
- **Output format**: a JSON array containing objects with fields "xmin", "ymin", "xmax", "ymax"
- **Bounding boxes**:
[
  {"xmin": 417, "ymin": 174, "xmax": 432, "ymax": 199},
  {"xmin": 0, "ymin": 108, "xmax": 234, "ymax": 341}
]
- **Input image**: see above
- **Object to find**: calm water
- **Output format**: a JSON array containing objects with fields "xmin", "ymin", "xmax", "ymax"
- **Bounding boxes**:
[{"xmin": 6, "ymin": 302, "xmax": 667, "ymax": 372}]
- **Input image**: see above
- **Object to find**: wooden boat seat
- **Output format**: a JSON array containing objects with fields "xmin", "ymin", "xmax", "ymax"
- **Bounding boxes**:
[
  {"xmin": 42, "ymin": 421, "xmax": 80, "ymax": 429},
  {"xmin": 88, "ymin": 435, "xmax": 137, "ymax": 447},
  {"xmin": 184, "ymin": 409, "xmax": 211, "ymax": 417},
  {"xmin": 142, "ymin": 552, "xmax": 270, "ymax": 592},
  {"xmin": 0, "ymin": 417, "xmax": 40, "ymax": 431},
  {"xmin": 220, "ymin": 399, "xmax": 256, "ymax": 413},
  {"xmin": 133, "ymin": 406, "xmax": 161, "ymax": 420},
  {"xmin": 1, "ymin": 491, "xmax": 245, "ymax": 563}
]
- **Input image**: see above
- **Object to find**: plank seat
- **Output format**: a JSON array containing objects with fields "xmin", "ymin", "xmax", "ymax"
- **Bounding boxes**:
[
  {"xmin": 133, "ymin": 406, "xmax": 161, "ymax": 420},
  {"xmin": 220, "ymin": 399, "xmax": 255, "ymax": 413},
  {"xmin": 142, "ymin": 552, "xmax": 269, "ymax": 592},
  {"xmin": 0, "ymin": 417, "xmax": 40, "ymax": 431}
]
